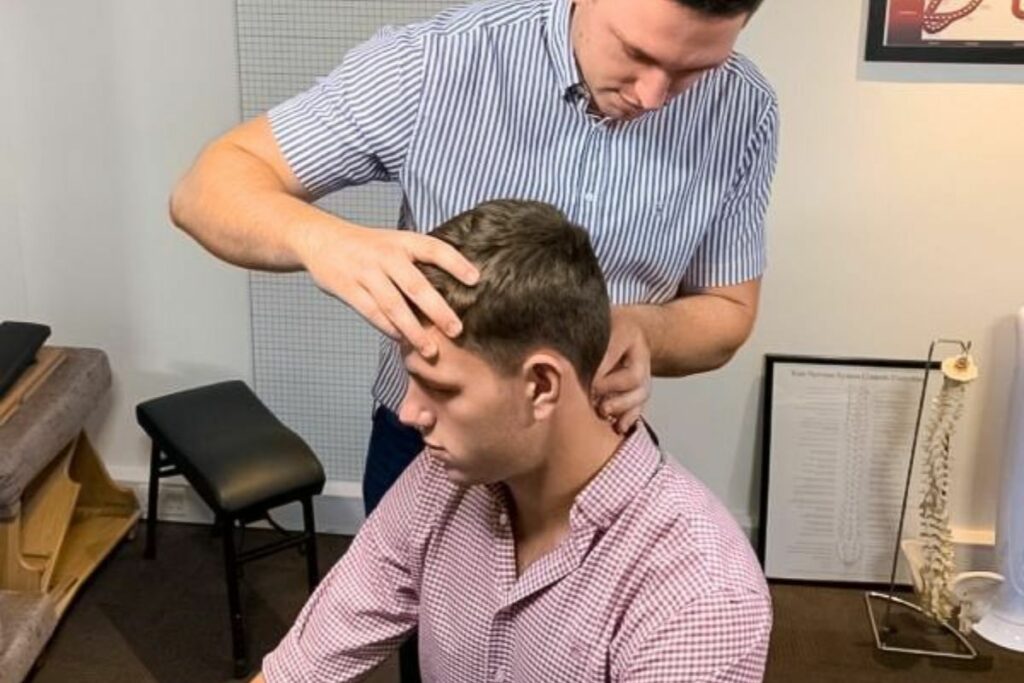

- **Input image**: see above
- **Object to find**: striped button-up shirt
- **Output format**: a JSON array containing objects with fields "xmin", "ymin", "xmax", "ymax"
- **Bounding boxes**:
[
  {"xmin": 269, "ymin": 0, "xmax": 779, "ymax": 411},
  {"xmin": 262, "ymin": 425, "xmax": 772, "ymax": 682}
]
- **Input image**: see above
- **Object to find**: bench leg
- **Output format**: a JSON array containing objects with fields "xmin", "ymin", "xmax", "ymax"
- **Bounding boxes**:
[
  {"xmin": 144, "ymin": 441, "xmax": 160, "ymax": 559},
  {"xmin": 302, "ymin": 497, "xmax": 320, "ymax": 593},
  {"xmin": 222, "ymin": 517, "xmax": 248, "ymax": 678}
]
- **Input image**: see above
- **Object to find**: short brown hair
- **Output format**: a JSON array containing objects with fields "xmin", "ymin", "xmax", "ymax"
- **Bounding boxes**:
[
  {"xmin": 419, "ymin": 200, "xmax": 610, "ymax": 387},
  {"xmin": 675, "ymin": 0, "xmax": 764, "ymax": 17}
]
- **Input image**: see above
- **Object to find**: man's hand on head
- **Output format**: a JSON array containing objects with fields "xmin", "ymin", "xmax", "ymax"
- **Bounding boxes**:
[
  {"xmin": 591, "ymin": 306, "xmax": 653, "ymax": 435},
  {"xmin": 298, "ymin": 223, "xmax": 479, "ymax": 357}
]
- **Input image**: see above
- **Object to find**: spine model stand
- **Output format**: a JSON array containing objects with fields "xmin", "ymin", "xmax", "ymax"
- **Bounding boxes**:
[
  {"xmin": 866, "ymin": 339, "xmax": 979, "ymax": 659},
  {"xmin": 917, "ymin": 354, "xmax": 978, "ymax": 623}
]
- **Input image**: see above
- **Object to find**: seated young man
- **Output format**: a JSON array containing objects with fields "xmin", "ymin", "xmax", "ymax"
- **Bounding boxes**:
[{"xmin": 256, "ymin": 200, "xmax": 771, "ymax": 682}]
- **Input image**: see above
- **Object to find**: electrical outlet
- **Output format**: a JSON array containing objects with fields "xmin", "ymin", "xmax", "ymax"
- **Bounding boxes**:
[{"xmin": 163, "ymin": 485, "xmax": 187, "ymax": 517}]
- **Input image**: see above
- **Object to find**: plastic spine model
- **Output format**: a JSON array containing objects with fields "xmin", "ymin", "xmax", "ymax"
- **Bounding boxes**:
[{"xmin": 918, "ymin": 355, "xmax": 976, "ymax": 622}]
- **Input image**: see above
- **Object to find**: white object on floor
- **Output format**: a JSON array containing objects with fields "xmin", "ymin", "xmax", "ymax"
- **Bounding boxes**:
[
  {"xmin": 975, "ymin": 305, "xmax": 1024, "ymax": 652},
  {"xmin": 951, "ymin": 572, "xmax": 1003, "ymax": 634}
]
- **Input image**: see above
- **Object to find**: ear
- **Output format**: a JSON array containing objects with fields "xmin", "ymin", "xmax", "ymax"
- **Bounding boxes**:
[{"xmin": 522, "ymin": 352, "xmax": 564, "ymax": 422}]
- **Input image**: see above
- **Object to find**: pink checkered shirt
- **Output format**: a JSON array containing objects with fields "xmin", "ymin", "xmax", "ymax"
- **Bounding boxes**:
[{"xmin": 263, "ymin": 426, "xmax": 772, "ymax": 682}]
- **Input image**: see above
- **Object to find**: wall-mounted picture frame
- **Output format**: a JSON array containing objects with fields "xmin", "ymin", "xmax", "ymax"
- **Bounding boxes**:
[
  {"xmin": 758, "ymin": 355, "xmax": 940, "ymax": 585},
  {"xmin": 865, "ymin": 0, "xmax": 1024, "ymax": 64}
]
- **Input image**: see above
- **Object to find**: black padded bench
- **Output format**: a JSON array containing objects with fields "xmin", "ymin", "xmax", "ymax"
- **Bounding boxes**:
[{"xmin": 136, "ymin": 380, "xmax": 325, "ymax": 678}]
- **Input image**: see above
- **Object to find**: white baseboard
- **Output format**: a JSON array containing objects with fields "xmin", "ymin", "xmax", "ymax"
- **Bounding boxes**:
[{"xmin": 107, "ymin": 466, "xmax": 366, "ymax": 536}]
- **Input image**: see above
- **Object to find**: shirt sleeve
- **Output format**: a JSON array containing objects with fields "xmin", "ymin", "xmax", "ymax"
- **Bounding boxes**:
[
  {"xmin": 267, "ymin": 25, "xmax": 426, "ymax": 198},
  {"xmin": 681, "ymin": 98, "xmax": 779, "ymax": 290},
  {"xmin": 616, "ymin": 589, "xmax": 773, "ymax": 683},
  {"xmin": 261, "ymin": 453, "xmax": 432, "ymax": 682}
]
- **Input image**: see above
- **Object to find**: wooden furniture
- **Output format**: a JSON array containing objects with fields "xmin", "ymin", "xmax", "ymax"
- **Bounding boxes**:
[
  {"xmin": 0, "ymin": 347, "xmax": 139, "ymax": 683},
  {"xmin": 136, "ymin": 380, "xmax": 325, "ymax": 679},
  {"xmin": 0, "ymin": 347, "xmax": 65, "ymax": 427},
  {"xmin": 2, "ymin": 433, "xmax": 139, "ymax": 612}
]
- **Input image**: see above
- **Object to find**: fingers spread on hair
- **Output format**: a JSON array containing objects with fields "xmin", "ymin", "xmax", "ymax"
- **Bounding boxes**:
[
  {"xmin": 387, "ymin": 260, "xmax": 463, "ymax": 339},
  {"xmin": 405, "ymin": 233, "xmax": 480, "ymax": 286},
  {"xmin": 365, "ymin": 269, "xmax": 436, "ymax": 357}
]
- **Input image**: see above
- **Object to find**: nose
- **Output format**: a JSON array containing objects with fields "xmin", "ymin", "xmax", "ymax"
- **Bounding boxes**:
[
  {"xmin": 634, "ymin": 68, "xmax": 671, "ymax": 111},
  {"xmin": 398, "ymin": 381, "xmax": 435, "ymax": 433}
]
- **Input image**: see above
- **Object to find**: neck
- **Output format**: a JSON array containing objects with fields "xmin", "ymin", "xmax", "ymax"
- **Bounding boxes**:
[{"xmin": 504, "ymin": 392, "xmax": 625, "ymax": 539}]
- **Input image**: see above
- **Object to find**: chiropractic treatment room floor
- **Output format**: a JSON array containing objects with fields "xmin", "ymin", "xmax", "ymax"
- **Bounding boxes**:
[{"xmin": 27, "ymin": 522, "xmax": 1024, "ymax": 683}]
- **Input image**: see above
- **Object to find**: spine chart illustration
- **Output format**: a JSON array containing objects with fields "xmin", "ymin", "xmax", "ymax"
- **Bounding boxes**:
[
  {"xmin": 923, "ymin": 0, "xmax": 985, "ymax": 34},
  {"xmin": 922, "ymin": 0, "xmax": 1024, "ymax": 34},
  {"xmin": 838, "ymin": 385, "xmax": 868, "ymax": 565}
]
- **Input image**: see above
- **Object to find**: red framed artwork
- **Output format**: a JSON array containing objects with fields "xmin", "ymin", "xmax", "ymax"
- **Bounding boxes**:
[{"xmin": 865, "ymin": 0, "xmax": 1024, "ymax": 63}]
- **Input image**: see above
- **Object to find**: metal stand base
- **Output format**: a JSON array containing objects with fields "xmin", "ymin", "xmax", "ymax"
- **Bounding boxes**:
[{"xmin": 865, "ymin": 591, "xmax": 978, "ymax": 659}]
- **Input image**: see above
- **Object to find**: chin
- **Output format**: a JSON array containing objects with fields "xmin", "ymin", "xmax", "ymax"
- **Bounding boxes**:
[
  {"xmin": 592, "ymin": 91, "xmax": 631, "ymax": 119},
  {"xmin": 602, "ymin": 103, "xmax": 637, "ymax": 121}
]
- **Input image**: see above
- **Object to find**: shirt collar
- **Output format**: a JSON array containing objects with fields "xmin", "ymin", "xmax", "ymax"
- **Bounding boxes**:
[
  {"xmin": 571, "ymin": 421, "xmax": 665, "ymax": 531},
  {"xmin": 546, "ymin": 0, "xmax": 586, "ymax": 99}
]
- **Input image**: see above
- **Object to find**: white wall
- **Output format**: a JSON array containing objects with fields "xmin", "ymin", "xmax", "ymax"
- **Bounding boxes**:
[
  {"xmin": 0, "ymin": 1, "xmax": 252, "ymax": 483},
  {"xmin": 2, "ymin": 0, "xmax": 1022, "ymax": 537},
  {"xmin": 650, "ymin": 0, "xmax": 1024, "ymax": 534}
]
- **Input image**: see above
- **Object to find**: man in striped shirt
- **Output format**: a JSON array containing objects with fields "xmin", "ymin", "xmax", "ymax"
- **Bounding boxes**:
[
  {"xmin": 170, "ymin": 0, "xmax": 778, "ymax": 513},
  {"xmin": 254, "ymin": 200, "xmax": 772, "ymax": 682}
]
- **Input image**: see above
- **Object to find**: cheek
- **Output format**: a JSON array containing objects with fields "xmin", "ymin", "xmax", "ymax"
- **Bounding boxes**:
[
  {"xmin": 589, "ymin": 42, "xmax": 626, "ymax": 76},
  {"xmin": 578, "ymin": 21, "xmax": 629, "ymax": 84},
  {"xmin": 439, "ymin": 399, "xmax": 500, "ymax": 449},
  {"xmin": 475, "ymin": 393, "xmax": 525, "ymax": 453}
]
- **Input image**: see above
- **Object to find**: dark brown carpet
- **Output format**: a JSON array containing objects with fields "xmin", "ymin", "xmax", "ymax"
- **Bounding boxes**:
[
  {"xmin": 26, "ymin": 521, "xmax": 397, "ymax": 683},
  {"xmin": 25, "ymin": 522, "xmax": 1024, "ymax": 682},
  {"xmin": 766, "ymin": 583, "xmax": 1024, "ymax": 682}
]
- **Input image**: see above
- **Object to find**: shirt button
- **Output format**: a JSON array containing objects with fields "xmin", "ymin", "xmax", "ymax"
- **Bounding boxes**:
[
  {"xmin": 498, "ymin": 512, "xmax": 509, "ymax": 527},
  {"xmin": 584, "ymin": 192, "xmax": 595, "ymax": 202},
  {"xmin": 493, "ymin": 665, "xmax": 510, "ymax": 682}
]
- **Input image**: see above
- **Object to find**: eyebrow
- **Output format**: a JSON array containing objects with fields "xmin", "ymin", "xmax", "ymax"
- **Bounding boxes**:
[
  {"xmin": 612, "ymin": 28, "xmax": 720, "ymax": 74},
  {"xmin": 615, "ymin": 30, "xmax": 658, "ymax": 65},
  {"xmin": 407, "ymin": 367, "xmax": 459, "ymax": 392},
  {"xmin": 400, "ymin": 339, "xmax": 459, "ymax": 391}
]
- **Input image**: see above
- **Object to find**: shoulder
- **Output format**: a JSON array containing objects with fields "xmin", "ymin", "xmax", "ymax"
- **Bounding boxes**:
[
  {"xmin": 690, "ymin": 53, "xmax": 778, "ymax": 136},
  {"xmin": 714, "ymin": 52, "xmax": 777, "ymax": 107},
  {"xmin": 609, "ymin": 465, "xmax": 772, "ymax": 671},
  {"xmin": 658, "ymin": 53, "xmax": 777, "ymax": 147},
  {"xmin": 606, "ymin": 460, "xmax": 767, "ymax": 626},
  {"xmin": 377, "ymin": 0, "xmax": 549, "ymax": 49}
]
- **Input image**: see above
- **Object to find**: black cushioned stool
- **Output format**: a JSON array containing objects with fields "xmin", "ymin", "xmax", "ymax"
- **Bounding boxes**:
[{"xmin": 136, "ymin": 380, "xmax": 325, "ymax": 678}]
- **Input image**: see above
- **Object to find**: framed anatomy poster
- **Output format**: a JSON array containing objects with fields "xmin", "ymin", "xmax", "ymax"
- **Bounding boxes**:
[
  {"xmin": 865, "ymin": 0, "xmax": 1024, "ymax": 64},
  {"xmin": 758, "ymin": 355, "xmax": 940, "ymax": 584}
]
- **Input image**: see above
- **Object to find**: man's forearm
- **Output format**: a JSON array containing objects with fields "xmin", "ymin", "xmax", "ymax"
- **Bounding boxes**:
[
  {"xmin": 621, "ymin": 282, "xmax": 760, "ymax": 377},
  {"xmin": 170, "ymin": 138, "xmax": 340, "ymax": 272},
  {"xmin": 169, "ymin": 114, "xmax": 360, "ymax": 275}
]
